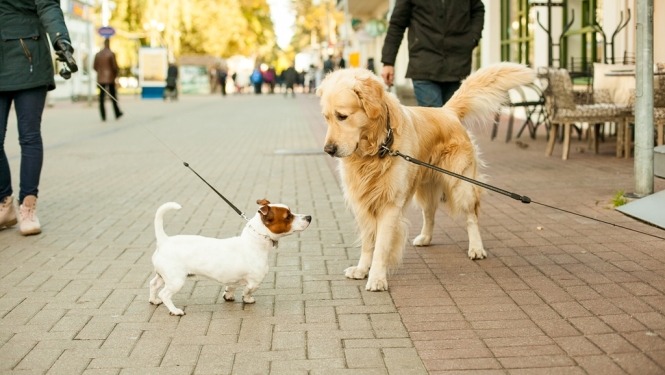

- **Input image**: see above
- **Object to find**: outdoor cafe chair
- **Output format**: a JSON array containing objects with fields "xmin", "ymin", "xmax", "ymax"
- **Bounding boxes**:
[
  {"xmin": 492, "ymin": 83, "xmax": 548, "ymax": 143},
  {"xmin": 538, "ymin": 67, "xmax": 630, "ymax": 160}
]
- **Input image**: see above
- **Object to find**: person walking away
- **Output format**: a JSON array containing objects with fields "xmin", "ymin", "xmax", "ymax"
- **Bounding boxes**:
[
  {"xmin": 381, "ymin": 0, "xmax": 485, "ymax": 107},
  {"xmin": 250, "ymin": 67, "xmax": 263, "ymax": 94},
  {"xmin": 323, "ymin": 56, "xmax": 334, "ymax": 75},
  {"xmin": 164, "ymin": 61, "xmax": 178, "ymax": 100},
  {"xmin": 0, "ymin": 0, "xmax": 76, "ymax": 235},
  {"xmin": 282, "ymin": 63, "xmax": 298, "ymax": 98},
  {"xmin": 307, "ymin": 64, "xmax": 317, "ymax": 93},
  {"xmin": 94, "ymin": 38, "xmax": 123, "ymax": 120},
  {"xmin": 217, "ymin": 68, "xmax": 228, "ymax": 96},
  {"xmin": 367, "ymin": 58, "xmax": 375, "ymax": 74},
  {"xmin": 337, "ymin": 53, "xmax": 346, "ymax": 69},
  {"xmin": 264, "ymin": 66, "xmax": 276, "ymax": 94}
]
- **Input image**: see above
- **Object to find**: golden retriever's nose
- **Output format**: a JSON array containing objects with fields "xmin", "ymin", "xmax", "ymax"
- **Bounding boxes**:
[{"xmin": 324, "ymin": 144, "xmax": 337, "ymax": 156}]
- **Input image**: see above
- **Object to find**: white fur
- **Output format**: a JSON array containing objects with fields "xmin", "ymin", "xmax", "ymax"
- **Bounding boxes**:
[{"xmin": 149, "ymin": 202, "xmax": 311, "ymax": 316}]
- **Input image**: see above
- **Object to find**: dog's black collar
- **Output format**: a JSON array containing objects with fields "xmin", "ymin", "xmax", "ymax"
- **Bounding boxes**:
[
  {"xmin": 247, "ymin": 224, "xmax": 278, "ymax": 248},
  {"xmin": 378, "ymin": 106, "xmax": 394, "ymax": 158}
]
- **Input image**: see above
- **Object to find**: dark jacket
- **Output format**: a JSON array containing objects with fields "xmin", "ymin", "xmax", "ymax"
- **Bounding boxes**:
[
  {"xmin": 282, "ymin": 67, "xmax": 297, "ymax": 87},
  {"xmin": 0, "ymin": 0, "xmax": 71, "ymax": 91},
  {"xmin": 381, "ymin": 0, "xmax": 485, "ymax": 83},
  {"xmin": 93, "ymin": 48, "xmax": 119, "ymax": 84}
]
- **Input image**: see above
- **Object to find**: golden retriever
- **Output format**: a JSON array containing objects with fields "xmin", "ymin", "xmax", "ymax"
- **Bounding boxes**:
[{"xmin": 317, "ymin": 62, "xmax": 535, "ymax": 291}]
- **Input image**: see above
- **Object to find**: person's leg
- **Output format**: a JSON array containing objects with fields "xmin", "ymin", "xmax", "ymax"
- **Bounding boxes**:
[
  {"xmin": 109, "ymin": 84, "xmax": 122, "ymax": 118},
  {"xmin": 14, "ymin": 86, "xmax": 47, "ymax": 204},
  {"xmin": 439, "ymin": 81, "xmax": 462, "ymax": 106},
  {"xmin": 99, "ymin": 84, "xmax": 107, "ymax": 120},
  {"xmin": 0, "ymin": 91, "xmax": 14, "ymax": 200},
  {"xmin": 412, "ymin": 80, "xmax": 444, "ymax": 107},
  {"xmin": 221, "ymin": 81, "xmax": 226, "ymax": 96}
]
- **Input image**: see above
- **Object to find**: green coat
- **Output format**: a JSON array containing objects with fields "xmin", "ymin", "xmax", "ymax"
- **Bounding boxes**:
[{"xmin": 0, "ymin": 0, "xmax": 71, "ymax": 92}]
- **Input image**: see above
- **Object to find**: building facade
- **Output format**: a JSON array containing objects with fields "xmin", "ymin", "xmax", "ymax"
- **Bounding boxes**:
[{"xmin": 339, "ymin": 0, "xmax": 663, "ymax": 92}]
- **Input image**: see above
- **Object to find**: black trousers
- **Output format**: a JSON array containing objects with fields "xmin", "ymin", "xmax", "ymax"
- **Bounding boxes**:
[{"xmin": 99, "ymin": 83, "xmax": 122, "ymax": 120}]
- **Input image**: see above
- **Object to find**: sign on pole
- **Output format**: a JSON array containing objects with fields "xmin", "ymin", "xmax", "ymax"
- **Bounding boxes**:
[{"xmin": 98, "ymin": 26, "xmax": 115, "ymax": 38}]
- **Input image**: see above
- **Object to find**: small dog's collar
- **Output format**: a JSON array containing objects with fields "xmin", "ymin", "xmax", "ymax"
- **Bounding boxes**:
[
  {"xmin": 247, "ymin": 224, "xmax": 278, "ymax": 248},
  {"xmin": 378, "ymin": 105, "xmax": 394, "ymax": 158}
]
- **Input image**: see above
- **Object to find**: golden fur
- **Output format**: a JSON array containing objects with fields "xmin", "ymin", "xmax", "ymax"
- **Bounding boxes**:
[{"xmin": 317, "ymin": 63, "xmax": 536, "ymax": 291}]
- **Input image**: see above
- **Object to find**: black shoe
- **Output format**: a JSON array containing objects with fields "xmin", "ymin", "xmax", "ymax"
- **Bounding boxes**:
[{"xmin": 116, "ymin": 112, "xmax": 123, "ymax": 120}]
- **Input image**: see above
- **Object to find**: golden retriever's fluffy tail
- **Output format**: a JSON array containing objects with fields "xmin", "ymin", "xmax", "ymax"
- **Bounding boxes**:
[{"xmin": 445, "ymin": 62, "xmax": 536, "ymax": 127}]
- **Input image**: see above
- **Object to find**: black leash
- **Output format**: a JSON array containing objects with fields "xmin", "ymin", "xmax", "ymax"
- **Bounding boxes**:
[
  {"xmin": 380, "ymin": 145, "xmax": 665, "ymax": 241},
  {"xmin": 96, "ymin": 83, "xmax": 250, "ymax": 221}
]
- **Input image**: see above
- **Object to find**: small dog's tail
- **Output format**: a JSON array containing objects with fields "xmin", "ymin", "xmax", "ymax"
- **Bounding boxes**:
[
  {"xmin": 445, "ymin": 62, "xmax": 536, "ymax": 127},
  {"xmin": 155, "ymin": 202, "xmax": 181, "ymax": 244}
]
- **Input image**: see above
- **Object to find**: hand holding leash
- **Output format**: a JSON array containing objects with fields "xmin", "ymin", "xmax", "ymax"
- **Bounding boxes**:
[{"xmin": 55, "ymin": 40, "xmax": 78, "ymax": 79}]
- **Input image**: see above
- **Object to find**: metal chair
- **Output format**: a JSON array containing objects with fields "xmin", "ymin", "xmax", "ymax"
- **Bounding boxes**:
[
  {"xmin": 538, "ymin": 67, "xmax": 630, "ymax": 160},
  {"xmin": 492, "ymin": 83, "xmax": 548, "ymax": 142}
]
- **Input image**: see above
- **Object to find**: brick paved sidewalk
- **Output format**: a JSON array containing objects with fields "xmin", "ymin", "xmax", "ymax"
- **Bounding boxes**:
[{"xmin": 1, "ymin": 92, "xmax": 664, "ymax": 375}]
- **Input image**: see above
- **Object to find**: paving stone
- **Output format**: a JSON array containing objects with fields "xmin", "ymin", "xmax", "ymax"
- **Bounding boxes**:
[{"xmin": 1, "ymin": 94, "xmax": 664, "ymax": 374}]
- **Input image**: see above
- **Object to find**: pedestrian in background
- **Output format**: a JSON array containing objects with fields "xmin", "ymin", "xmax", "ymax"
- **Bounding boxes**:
[
  {"xmin": 217, "ymin": 68, "xmax": 228, "ymax": 97},
  {"xmin": 307, "ymin": 64, "xmax": 317, "ymax": 93},
  {"xmin": 0, "ymin": 0, "xmax": 76, "ymax": 235},
  {"xmin": 281, "ymin": 63, "xmax": 298, "ymax": 98},
  {"xmin": 367, "ymin": 58, "xmax": 375, "ymax": 74},
  {"xmin": 164, "ymin": 60, "xmax": 178, "ymax": 100},
  {"xmin": 250, "ymin": 67, "xmax": 263, "ymax": 94},
  {"xmin": 264, "ymin": 66, "xmax": 276, "ymax": 94},
  {"xmin": 323, "ymin": 56, "xmax": 334, "ymax": 75},
  {"xmin": 94, "ymin": 38, "xmax": 123, "ymax": 120},
  {"xmin": 337, "ymin": 53, "xmax": 346, "ymax": 69},
  {"xmin": 381, "ymin": 0, "xmax": 485, "ymax": 107}
]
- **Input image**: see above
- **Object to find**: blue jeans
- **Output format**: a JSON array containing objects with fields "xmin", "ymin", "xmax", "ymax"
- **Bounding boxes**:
[
  {"xmin": 412, "ymin": 80, "xmax": 461, "ymax": 107},
  {"xmin": 0, "ymin": 86, "xmax": 47, "ymax": 204}
]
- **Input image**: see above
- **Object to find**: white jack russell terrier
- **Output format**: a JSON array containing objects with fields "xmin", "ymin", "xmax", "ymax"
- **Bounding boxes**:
[{"xmin": 149, "ymin": 199, "xmax": 312, "ymax": 316}]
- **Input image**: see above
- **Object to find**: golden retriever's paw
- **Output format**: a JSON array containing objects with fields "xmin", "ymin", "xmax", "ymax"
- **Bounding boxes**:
[
  {"xmin": 468, "ymin": 247, "xmax": 487, "ymax": 260},
  {"xmin": 345, "ymin": 266, "xmax": 369, "ymax": 279},
  {"xmin": 169, "ymin": 308, "xmax": 185, "ymax": 316},
  {"xmin": 223, "ymin": 292, "xmax": 235, "ymax": 302},
  {"xmin": 366, "ymin": 277, "xmax": 389, "ymax": 292},
  {"xmin": 149, "ymin": 298, "xmax": 162, "ymax": 305},
  {"xmin": 242, "ymin": 296, "xmax": 256, "ymax": 304},
  {"xmin": 413, "ymin": 234, "xmax": 432, "ymax": 246}
]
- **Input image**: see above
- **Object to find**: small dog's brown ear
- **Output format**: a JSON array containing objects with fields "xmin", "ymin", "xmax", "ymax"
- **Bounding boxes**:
[
  {"xmin": 353, "ymin": 74, "xmax": 383, "ymax": 119},
  {"xmin": 258, "ymin": 205, "xmax": 270, "ymax": 216},
  {"xmin": 256, "ymin": 198, "xmax": 270, "ymax": 206}
]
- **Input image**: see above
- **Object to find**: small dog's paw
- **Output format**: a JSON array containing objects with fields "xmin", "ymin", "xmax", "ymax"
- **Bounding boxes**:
[
  {"xmin": 223, "ymin": 292, "xmax": 235, "ymax": 302},
  {"xmin": 413, "ymin": 234, "xmax": 432, "ymax": 246},
  {"xmin": 468, "ymin": 247, "xmax": 487, "ymax": 260},
  {"xmin": 149, "ymin": 298, "xmax": 162, "ymax": 305},
  {"xmin": 366, "ymin": 277, "xmax": 388, "ymax": 292},
  {"xmin": 169, "ymin": 309, "xmax": 185, "ymax": 316},
  {"xmin": 242, "ymin": 296, "xmax": 256, "ymax": 304},
  {"xmin": 344, "ymin": 266, "xmax": 368, "ymax": 280}
]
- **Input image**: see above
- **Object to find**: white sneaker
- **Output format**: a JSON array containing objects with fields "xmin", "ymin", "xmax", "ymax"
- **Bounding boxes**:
[
  {"xmin": 19, "ymin": 195, "xmax": 41, "ymax": 236},
  {"xmin": 0, "ymin": 196, "xmax": 17, "ymax": 229}
]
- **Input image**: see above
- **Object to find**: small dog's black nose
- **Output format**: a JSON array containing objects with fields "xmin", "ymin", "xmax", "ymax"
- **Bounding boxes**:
[
  {"xmin": 324, "ymin": 144, "xmax": 337, "ymax": 156},
  {"xmin": 304, "ymin": 215, "xmax": 312, "ymax": 222}
]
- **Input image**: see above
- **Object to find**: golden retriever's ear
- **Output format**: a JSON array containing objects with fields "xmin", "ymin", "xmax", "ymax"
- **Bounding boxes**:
[{"xmin": 353, "ymin": 75, "xmax": 383, "ymax": 119}]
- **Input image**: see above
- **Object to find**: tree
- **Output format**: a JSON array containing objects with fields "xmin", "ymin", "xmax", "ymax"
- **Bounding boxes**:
[
  {"xmin": 106, "ymin": 0, "xmax": 277, "ymax": 68},
  {"xmin": 290, "ymin": 0, "xmax": 343, "ymax": 53}
]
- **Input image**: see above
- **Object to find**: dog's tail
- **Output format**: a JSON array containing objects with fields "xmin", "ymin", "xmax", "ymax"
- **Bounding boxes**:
[
  {"xmin": 155, "ymin": 202, "xmax": 181, "ymax": 244},
  {"xmin": 445, "ymin": 62, "xmax": 536, "ymax": 127}
]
